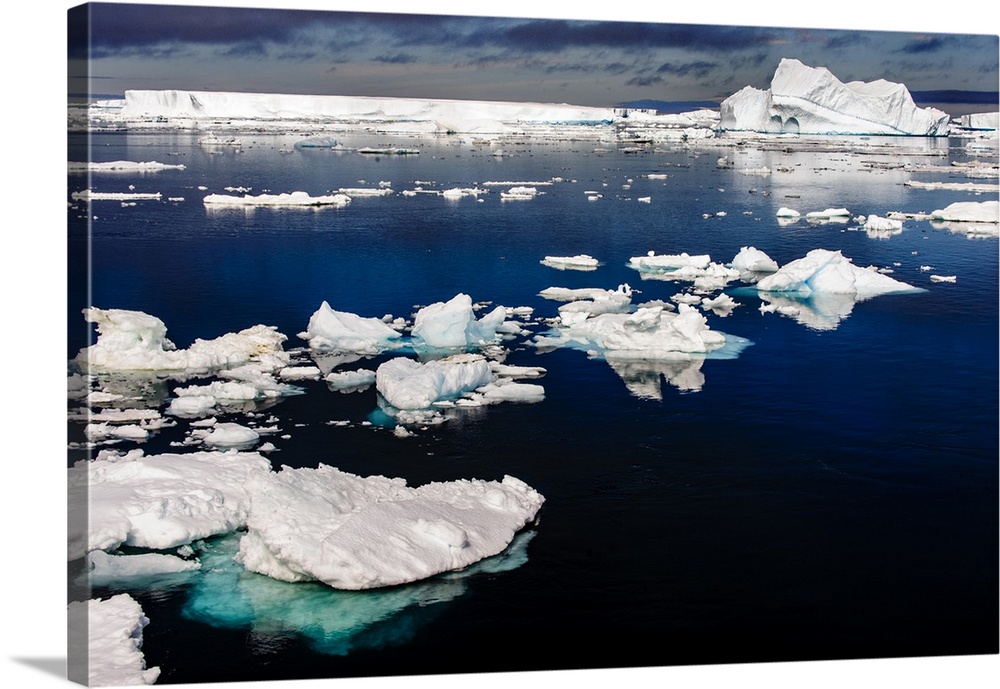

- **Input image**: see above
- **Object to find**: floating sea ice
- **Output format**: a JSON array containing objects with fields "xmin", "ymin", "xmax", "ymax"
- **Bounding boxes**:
[
  {"xmin": 500, "ymin": 186, "xmax": 539, "ymax": 200},
  {"xmin": 776, "ymin": 207, "xmax": 800, "ymax": 218},
  {"xmin": 325, "ymin": 368, "xmax": 377, "ymax": 390},
  {"xmin": 68, "ymin": 594, "xmax": 159, "ymax": 686},
  {"xmin": 203, "ymin": 190, "xmax": 352, "ymax": 207},
  {"xmin": 68, "ymin": 160, "xmax": 186, "ymax": 172},
  {"xmin": 197, "ymin": 422, "xmax": 260, "ymax": 448},
  {"xmin": 84, "ymin": 422, "xmax": 150, "ymax": 443},
  {"xmin": 930, "ymin": 275, "xmax": 957, "ymax": 283},
  {"xmin": 77, "ymin": 307, "xmax": 289, "ymax": 374},
  {"xmin": 701, "ymin": 293, "xmax": 739, "ymax": 316},
  {"xmin": 929, "ymin": 200, "xmax": 999, "ymax": 224},
  {"xmin": 862, "ymin": 214, "xmax": 904, "ymax": 238},
  {"xmin": 70, "ymin": 449, "xmax": 272, "ymax": 559},
  {"xmin": 731, "ymin": 246, "xmax": 779, "ymax": 275},
  {"xmin": 806, "ymin": 208, "xmax": 851, "ymax": 222},
  {"xmin": 628, "ymin": 251, "xmax": 711, "ymax": 273},
  {"xmin": 235, "ymin": 464, "xmax": 544, "ymax": 590},
  {"xmin": 278, "ymin": 365, "xmax": 322, "ymax": 381},
  {"xmin": 410, "ymin": 294, "xmax": 507, "ymax": 350},
  {"xmin": 540, "ymin": 254, "xmax": 600, "ymax": 271},
  {"xmin": 376, "ymin": 353, "xmax": 494, "ymax": 411},
  {"xmin": 86, "ymin": 550, "xmax": 201, "ymax": 582},
  {"xmin": 756, "ymin": 249, "xmax": 921, "ymax": 297},
  {"xmin": 299, "ymin": 301, "xmax": 403, "ymax": 353}
]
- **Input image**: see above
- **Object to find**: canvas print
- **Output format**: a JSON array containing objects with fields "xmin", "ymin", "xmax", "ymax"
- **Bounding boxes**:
[{"xmin": 66, "ymin": 2, "xmax": 998, "ymax": 686}]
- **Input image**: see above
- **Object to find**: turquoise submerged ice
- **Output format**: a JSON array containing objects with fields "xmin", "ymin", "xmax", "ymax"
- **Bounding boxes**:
[{"xmin": 184, "ymin": 530, "xmax": 536, "ymax": 656}]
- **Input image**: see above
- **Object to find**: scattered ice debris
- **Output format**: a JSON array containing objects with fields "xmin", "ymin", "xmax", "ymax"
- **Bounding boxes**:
[
  {"xmin": 67, "ymin": 594, "xmax": 159, "ymax": 686},
  {"xmin": 540, "ymin": 284, "xmax": 633, "ymax": 321},
  {"xmin": 930, "ymin": 275, "xmax": 957, "ymax": 283},
  {"xmin": 737, "ymin": 167, "xmax": 771, "ymax": 176},
  {"xmin": 75, "ymin": 307, "xmax": 289, "ymax": 375},
  {"xmin": 71, "ymin": 190, "xmax": 162, "ymax": 201},
  {"xmin": 235, "ymin": 465, "xmax": 544, "ymax": 590},
  {"xmin": 86, "ymin": 550, "xmax": 201, "ymax": 581},
  {"xmin": 755, "ymin": 249, "xmax": 921, "ymax": 298},
  {"xmin": 204, "ymin": 190, "xmax": 351, "ymax": 207},
  {"xmin": 441, "ymin": 187, "xmax": 487, "ymax": 199},
  {"xmin": 540, "ymin": 254, "xmax": 600, "ymax": 271},
  {"xmin": 224, "ymin": 186, "xmax": 252, "ymax": 193},
  {"xmin": 376, "ymin": 354, "xmax": 494, "ymax": 411},
  {"xmin": 719, "ymin": 58, "xmax": 950, "ymax": 136},
  {"xmin": 69, "ymin": 449, "xmax": 272, "ymax": 558},
  {"xmin": 68, "ymin": 160, "xmax": 185, "ymax": 172},
  {"xmin": 410, "ymin": 293, "xmax": 506, "ymax": 350},
  {"xmin": 300, "ymin": 301, "xmax": 403, "ymax": 353}
]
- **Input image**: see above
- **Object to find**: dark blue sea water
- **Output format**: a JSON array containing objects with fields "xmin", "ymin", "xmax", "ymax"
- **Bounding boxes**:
[{"xmin": 67, "ymin": 130, "xmax": 998, "ymax": 683}]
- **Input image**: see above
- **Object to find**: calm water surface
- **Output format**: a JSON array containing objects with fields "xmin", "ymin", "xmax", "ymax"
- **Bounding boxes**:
[{"xmin": 67, "ymin": 130, "xmax": 997, "ymax": 682}]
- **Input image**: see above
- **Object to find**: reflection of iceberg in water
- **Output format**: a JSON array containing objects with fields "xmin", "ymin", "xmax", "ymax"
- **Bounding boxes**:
[
  {"xmin": 184, "ymin": 530, "xmax": 535, "ymax": 656},
  {"xmin": 758, "ymin": 291, "xmax": 861, "ymax": 331},
  {"xmin": 606, "ymin": 358, "xmax": 706, "ymax": 398}
]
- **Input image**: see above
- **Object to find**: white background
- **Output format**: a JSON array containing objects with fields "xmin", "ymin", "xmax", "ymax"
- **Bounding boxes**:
[{"xmin": 2, "ymin": 2, "xmax": 996, "ymax": 687}]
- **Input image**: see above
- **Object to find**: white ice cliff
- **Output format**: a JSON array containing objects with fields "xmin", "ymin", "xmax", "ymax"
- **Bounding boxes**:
[{"xmin": 719, "ymin": 58, "xmax": 951, "ymax": 136}]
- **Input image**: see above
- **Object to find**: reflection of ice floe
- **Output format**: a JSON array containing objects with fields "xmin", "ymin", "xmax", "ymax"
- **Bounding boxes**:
[
  {"xmin": 184, "ymin": 530, "xmax": 535, "ymax": 656},
  {"xmin": 299, "ymin": 301, "xmax": 403, "ymax": 353},
  {"xmin": 758, "ymin": 291, "xmax": 863, "ymax": 331},
  {"xmin": 606, "ymin": 358, "xmax": 707, "ymax": 397},
  {"xmin": 236, "ymin": 465, "xmax": 544, "ymax": 590},
  {"xmin": 76, "ymin": 307, "xmax": 290, "ymax": 375},
  {"xmin": 540, "ymin": 254, "xmax": 599, "ymax": 271},
  {"xmin": 203, "ymin": 190, "xmax": 351, "ymax": 207},
  {"xmin": 68, "ymin": 594, "xmax": 159, "ymax": 687},
  {"xmin": 69, "ymin": 449, "xmax": 272, "ymax": 559}
]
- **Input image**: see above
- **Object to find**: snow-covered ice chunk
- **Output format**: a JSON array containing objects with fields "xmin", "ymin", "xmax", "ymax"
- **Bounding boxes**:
[
  {"xmin": 68, "ymin": 594, "xmax": 159, "ymax": 686},
  {"xmin": 755, "ymin": 249, "xmax": 921, "ymax": 298},
  {"xmin": 376, "ymin": 354, "xmax": 494, "ymax": 411},
  {"xmin": 540, "ymin": 255, "xmax": 599, "ymax": 271},
  {"xmin": 731, "ymin": 246, "xmax": 779, "ymax": 274},
  {"xmin": 325, "ymin": 368, "xmax": 377, "ymax": 390},
  {"xmin": 719, "ymin": 58, "xmax": 950, "ymax": 136},
  {"xmin": 199, "ymin": 422, "xmax": 260, "ymax": 448},
  {"xmin": 204, "ymin": 190, "xmax": 351, "ymax": 207},
  {"xmin": 299, "ymin": 301, "xmax": 403, "ymax": 353},
  {"xmin": 410, "ymin": 294, "xmax": 506, "ymax": 350},
  {"xmin": 235, "ymin": 465, "xmax": 544, "ymax": 589},
  {"xmin": 776, "ymin": 207, "xmax": 800, "ymax": 218},
  {"xmin": 629, "ymin": 251, "xmax": 711, "ymax": 273},
  {"xmin": 77, "ymin": 307, "xmax": 289, "ymax": 374},
  {"xmin": 69, "ymin": 450, "xmax": 272, "ymax": 559},
  {"xmin": 929, "ymin": 200, "xmax": 999, "ymax": 224}
]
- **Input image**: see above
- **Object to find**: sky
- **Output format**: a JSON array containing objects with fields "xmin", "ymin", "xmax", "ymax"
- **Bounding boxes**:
[{"xmin": 68, "ymin": 0, "xmax": 1000, "ymax": 110}]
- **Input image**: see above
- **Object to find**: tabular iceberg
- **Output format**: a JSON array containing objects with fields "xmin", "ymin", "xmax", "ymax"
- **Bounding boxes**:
[{"xmin": 720, "ymin": 58, "xmax": 950, "ymax": 136}]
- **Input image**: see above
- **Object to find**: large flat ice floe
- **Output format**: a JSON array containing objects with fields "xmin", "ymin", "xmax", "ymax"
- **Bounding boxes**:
[
  {"xmin": 236, "ymin": 465, "xmax": 544, "ymax": 590},
  {"xmin": 76, "ymin": 307, "xmax": 290, "ymax": 374},
  {"xmin": 930, "ymin": 200, "xmax": 999, "ymax": 224},
  {"xmin": 719, "ymin": 58, "xmax": 950, "ymax": 136},
  {"xmin": 68, "ymin": 594, "xmax": 159, "ymax": 686},
  {"xmin": 69, "ymin": 449, "xmax": 272, "ymax": 559},
  {"xmin": 203, "ymin": 190, "xmax": 351, "ymax": 207}
]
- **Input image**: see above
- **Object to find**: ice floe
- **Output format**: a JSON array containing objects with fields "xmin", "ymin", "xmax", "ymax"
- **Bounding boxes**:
[
  {"xmin": 730, "ymin": 246, "xmax": 779, "ymax": 275},
  {"xmin": 68, "ymin": 594, "xmax": 159, "ymax": 686},
  {"xmin": 375, "ymin": 353, "xmax": 494, "ymax": 411},
  {"xmin": 755, "ymin": 249, "xmax": 921, "ymax": 297},
  {"xmin": 299, "ymin": 301, "xmax": 403, "ymax": 353},
  {"xmin": 70, "ymin": 449, "xmax": 272, "ymax": 559},
  {"xmin": 69, "ymin": 160, "xmax": 186, "ymax": 172},
  {"xmin": 72, "ymin": 190, "xmax": 162, "ymax": 201},
  {"xmin": 929, "ymin": 200, "xmax": 999, "ymax": 224},
  {"xmin": 410, "ymin": 293, "xmax": 507, "ymax": 350},
  {"xmin": 235, "ymin": 465, "xmax": 544, "ymax": 589},
  {"xmin": 203, "ymin": 190, "xmax": 351, "ymax": 207},
  {"xmin": 720, "ymin": 58, "xmax": 950, "ymax": 136},
  {"xmin": 86, "ymin": 550, "xmax": 201, "ymax": 582},
  {"xmin": 540, "ymin": 254, "xmax": 600, "ymax": 271},
  {"xmin": 76, "ymin": 307, "xmax": 289, "ymax": 375}
]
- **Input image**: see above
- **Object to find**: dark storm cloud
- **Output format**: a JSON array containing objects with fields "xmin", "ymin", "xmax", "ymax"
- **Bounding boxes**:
[
  {"xmin": 655, "ymin": 61, "xmax": 717, "ymax": 78},
  {"xmin": 898, "ymin": 37, "xmax": 947, "ymax": 54}
]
